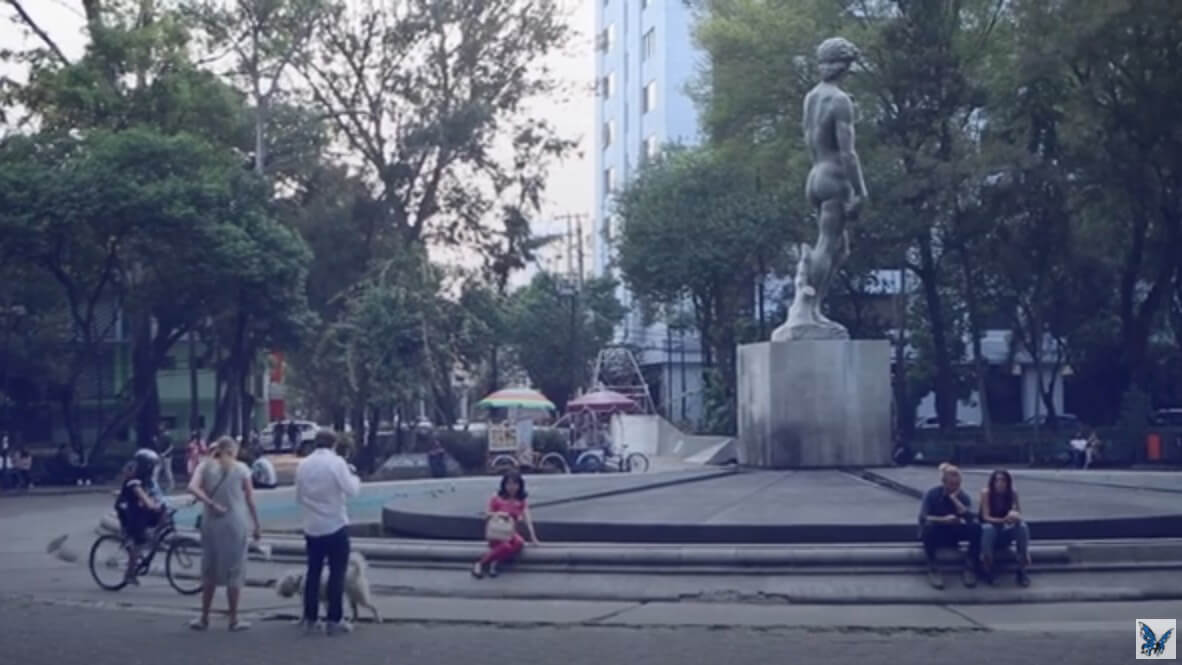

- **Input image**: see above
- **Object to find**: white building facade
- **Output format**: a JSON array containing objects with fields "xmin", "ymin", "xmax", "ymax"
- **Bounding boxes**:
[{"xmin": 594, "ymin": 0, "xmax": 706, "ymax": 427}]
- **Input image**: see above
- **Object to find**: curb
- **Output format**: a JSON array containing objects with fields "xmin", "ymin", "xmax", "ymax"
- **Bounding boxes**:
[{"xmin": 233, "ymin": 574, "xmax": 1182, "ymax": 606}]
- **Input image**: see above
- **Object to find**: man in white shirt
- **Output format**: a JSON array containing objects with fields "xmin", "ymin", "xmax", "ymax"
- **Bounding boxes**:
[{"xmin": 294, "ymin": 430, "xmax": 361, "ymax": 634}]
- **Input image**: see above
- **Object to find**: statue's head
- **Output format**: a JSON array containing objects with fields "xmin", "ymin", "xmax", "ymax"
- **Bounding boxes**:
[{"xmin": 816, "ymin": 37, "xmax": 859, "ymax": 82}]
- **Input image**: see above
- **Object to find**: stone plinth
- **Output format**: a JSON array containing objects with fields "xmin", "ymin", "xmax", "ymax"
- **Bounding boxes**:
[{"xmin": 737, "ymin": 340, "xmax": 891, "ymax": 468}]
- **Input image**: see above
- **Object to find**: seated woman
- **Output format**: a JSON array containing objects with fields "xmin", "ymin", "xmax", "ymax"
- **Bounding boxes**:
[
  {"xmin": 472, "ymin": 471, "xmax": 540, "ymax": 579},
  {"xmin": 978, "ymin": 469, "xmax": 1031, "ymax": 587}
]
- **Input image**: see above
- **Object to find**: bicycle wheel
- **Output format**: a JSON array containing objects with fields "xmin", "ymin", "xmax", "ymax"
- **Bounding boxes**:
[
  {"xmin": 489, "ymin": 455, "xmax": 518, "ymax": 473},
  {"xmin": 624, "ymin": 452, "xmax": 650, "ymax": 473},
  {"xmin": 89, "ymin": 535, "xmax": 131, "ymax": 591},
  {"xmin": 538, "ymin": 452, "xmax": 570, "ymax": 474},
  {"xmin": 165, "ymin": 536, "xmax": 203, "ymax": 595},
  {"xmin": 574, "ymin": 451, "xmax": 604, "ymax": 473}
]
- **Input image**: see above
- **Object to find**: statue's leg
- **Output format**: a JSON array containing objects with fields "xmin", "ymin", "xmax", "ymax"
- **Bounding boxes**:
[{"xmin": 807, "ymin": 199, "xmax": 846, "ymax": 304}]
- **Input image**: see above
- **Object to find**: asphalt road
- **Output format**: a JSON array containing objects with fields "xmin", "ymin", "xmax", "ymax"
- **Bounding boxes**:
[{"xmin": 0, "ymin": 597, "xmax": 1131, "ymax": 665}]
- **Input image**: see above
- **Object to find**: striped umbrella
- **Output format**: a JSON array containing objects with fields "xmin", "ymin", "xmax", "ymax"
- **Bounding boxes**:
[
  {"xmin": 567, "ymin": 389, "xmax": 639, "ymax": 413},
  {"xmin": 475, "ymin": 387, "xmax": 556, "ymax": 411}
]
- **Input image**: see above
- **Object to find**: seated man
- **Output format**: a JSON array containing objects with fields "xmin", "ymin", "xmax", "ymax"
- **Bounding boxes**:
[{"xmin": 917, "ymin": 463, "xmax": 981, "ymax": 589}]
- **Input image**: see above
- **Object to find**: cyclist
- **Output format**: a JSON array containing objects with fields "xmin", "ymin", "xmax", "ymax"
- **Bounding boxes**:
[{"xmin": 114, "ymin": 449, "xmax": 165, "ymax": 585}]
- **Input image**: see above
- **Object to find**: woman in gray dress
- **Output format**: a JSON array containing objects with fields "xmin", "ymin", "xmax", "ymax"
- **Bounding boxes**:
[{"xmin": 187, "ymin": 436, "xmax": 261, "ymax": 631}]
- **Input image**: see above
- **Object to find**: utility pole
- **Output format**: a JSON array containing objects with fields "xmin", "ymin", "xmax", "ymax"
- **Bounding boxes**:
[{"xmin": 551, "ymin": 213, "xmax": 590, "ymax": 395}]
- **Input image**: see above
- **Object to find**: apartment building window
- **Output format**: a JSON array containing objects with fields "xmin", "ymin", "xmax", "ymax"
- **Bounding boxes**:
[
  {"xmin": 642, "ymin": 80, "xmax": 657, "ymax": 113},
  {"xmin": 603, "ymin": 167, "xmax": 616, "ymax": 195},
  {"xmin": 642, "ymin": 136, "xmax": 659, "ymax": 163},
  {"xmin": 603, "ymin": 121, "xmax": 614, "ymax": 148},
  {"xmin": 642, "ymin": 28, "xmax": 655, "ymax": 61},
  {"xmin": 601, "ymin": 72, "xmax": 615, "ymax": 99}
]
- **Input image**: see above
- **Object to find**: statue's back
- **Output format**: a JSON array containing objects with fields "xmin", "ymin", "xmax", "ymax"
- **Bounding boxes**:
[{"xmin": 803, "ymin": 84, "xmax": 844, "ymax": 161}]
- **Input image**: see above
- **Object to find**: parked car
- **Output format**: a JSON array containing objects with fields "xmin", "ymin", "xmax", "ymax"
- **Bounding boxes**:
[{"xmin": 260, "ymin": 420, "xmax": 319, "ymax": 452}]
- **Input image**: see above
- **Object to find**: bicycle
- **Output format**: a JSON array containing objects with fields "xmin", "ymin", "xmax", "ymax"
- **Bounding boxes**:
[
  {"xmin": 574, "ymin": 445, "xmax": 650, "ymax": 473},
  {"xmin": 88, "ymin": 506, "xmax": 203, "ymax": 595}
]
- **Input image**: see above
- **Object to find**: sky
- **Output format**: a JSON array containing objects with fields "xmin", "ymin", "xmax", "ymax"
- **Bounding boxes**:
[{"xmin": 0, "ymin": 0, "xmax": 595, "ymax": 285}]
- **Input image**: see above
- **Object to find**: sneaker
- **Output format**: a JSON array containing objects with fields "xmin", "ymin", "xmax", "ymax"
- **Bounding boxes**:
[
  {"xmin": 1016, "ymin": 570, "xmax": 1031, "ymax": 587},
  {"xmin": 326, "ymin": 621, "xmax": 353, "ymax": 636},
  {"xmin": 471, "ymin": 562, "xmax": 484, "ymax": 579},
  {"xmin": 188, "ymin": 618, "xmax": 209, "ymax": 631},
  {"xmin": 927, "ymin": 569, "xmax": 944, "ymax": 589},
  {"xmin": 488, "ymin": 562, "xmax": 499, "ymax": 578},
  {"xmin": 961, "ymin": 568, "xmax": 978, "ymax": 588},
  {"xmin": 228, "ymin": 620, "xmax": 252, "ymax": 632}
]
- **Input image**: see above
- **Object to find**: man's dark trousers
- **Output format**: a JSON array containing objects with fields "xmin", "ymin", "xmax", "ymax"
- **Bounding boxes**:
[
  {"xmin": 922, "ymin": 521, "xmax": 981, "ymax": 566},
  {"xmin": 303, "ymin": 527, "xmax": 350, "ymax": 623}
]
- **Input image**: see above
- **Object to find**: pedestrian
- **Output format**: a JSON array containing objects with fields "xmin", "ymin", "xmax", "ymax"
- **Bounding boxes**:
[
  {"xmin": 294, "ymin": 430, "xmax": 361, "ymax": 635},
  {"xmin": 917, "ymin": 463, "xmax": 982, "ymax": 589},
  {"xmin": 13, "ymin": 447, "xmax": 33, "ymax": 489},
  {"xmin": 1084, "ymin": 430, "xmax": 1103, "ymax": 469},
  {"xmin": 114, "ymin": 452, "xmax": 165, "ymax": 585},
  {"xmin": 186, "ymin": 430, "xmax": 207, "ymax": 479},
  {"xmin": 187, "ymin": 436, "xmax": 261, "ymax": 632},
  {"xmin": 471, "ymin": 470, "xmax": 540, "ymax": 579},
  {"xmin": 156, "ymin": 422, "xmax": 175, "ymax": 492},
  {"xmin": 978, "ymin": 469, "xmax": 1032, "ymax": 587}
]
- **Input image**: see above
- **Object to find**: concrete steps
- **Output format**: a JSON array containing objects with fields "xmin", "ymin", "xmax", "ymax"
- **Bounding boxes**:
[{"xmin": 254, "ymin": 533, "xmax": 1182, "ymax": 570}]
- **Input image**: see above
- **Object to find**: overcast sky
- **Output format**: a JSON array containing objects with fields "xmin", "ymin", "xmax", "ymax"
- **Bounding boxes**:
[{"xmin": 0, "ymin": 0, "xmax": 595, "ymax": 265}]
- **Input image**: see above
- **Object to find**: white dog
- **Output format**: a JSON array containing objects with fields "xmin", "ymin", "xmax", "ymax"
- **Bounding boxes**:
[{"xmin": 275, "ymin": 551, "xmax": 381, "ymax": 623}]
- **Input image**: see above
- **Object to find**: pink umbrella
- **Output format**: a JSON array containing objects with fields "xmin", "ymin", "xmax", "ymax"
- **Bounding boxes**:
[{"xmin": 567, "ymin": 390, "xmax": 639, "ymax": 413}]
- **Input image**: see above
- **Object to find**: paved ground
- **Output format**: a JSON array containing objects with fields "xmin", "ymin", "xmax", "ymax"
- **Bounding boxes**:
[
  {"xmin": 0, "ymin": 596, "xmax": 1134, "ymax": 665},
  {"xmin": 0, "ymin": 480, "xmax": 1175, "ymax": 665}
]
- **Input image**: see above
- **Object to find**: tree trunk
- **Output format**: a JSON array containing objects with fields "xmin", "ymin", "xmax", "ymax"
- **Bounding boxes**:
[
  {"xmin": 362, "ymin": 404, "xmax": 381, "ymax": 474},
  {"xmin": 489, "ymin": 344, "xmax": 499, "ymax": 393},
  {"xmin": 132, "ymin": 312, "xmax": 160, "ymax": 447},
  {"xmin": 188, "ymin": 332, "xmax": 200, "ymax": 432},
  {"xmin": 917, "ymin": 234, "xmax": 958, "ymax": 428},
  {"xmin": 960, "ymin": 256, "xmax": 993, "ymax": 444},
  {"xmin": 57, "ymin": 388, "xmax": 83, "ymax": 456}
]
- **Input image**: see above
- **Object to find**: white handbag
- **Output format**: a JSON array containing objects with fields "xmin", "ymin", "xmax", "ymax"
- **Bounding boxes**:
[{"xmin": 485, "ymin": 513, "xmax": 516, "ymax": 542}]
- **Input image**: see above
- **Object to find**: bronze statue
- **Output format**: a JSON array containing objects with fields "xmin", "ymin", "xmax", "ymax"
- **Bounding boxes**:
[{"xmin": 773, "ymin": 37, "xmax": 868, "ymax": 341}]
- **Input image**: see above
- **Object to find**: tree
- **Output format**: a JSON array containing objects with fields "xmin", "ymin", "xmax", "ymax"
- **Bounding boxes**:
[
  {"xmin": 615, "ymin": 145, "xmax": 791, "ymax": 432},
  {"xmin": 1011, "ymin": 0, "xmax": 1182, "ymax": 402},
  {"xmin": 0, "ymin": 124, "xmax": 305, "ymax": 455},
  {"xmin": 297, "ymin": 0, "xmax": 574, "ymax": 256},
  {"xmin": 506, "ymin": 272, "xmax": 625, "ymax": 412},
  {"xmin": 187, "ymin": 0, "xmax": 329, "ymax": 176}
]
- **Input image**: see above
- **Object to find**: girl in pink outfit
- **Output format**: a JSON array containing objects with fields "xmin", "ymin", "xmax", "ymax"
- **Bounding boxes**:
[
  {"xmin": 472, "ymin": 471, "xmax": 540, "ymax": 578},
  {"xmin": 185, "ymin": 431, "xmax": 207, "ymax": 478}
]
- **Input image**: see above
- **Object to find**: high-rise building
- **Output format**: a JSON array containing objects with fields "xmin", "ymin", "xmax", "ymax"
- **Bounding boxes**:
[{"xmin": 593, "ymin": 0, "xmax": 705, "ymax": 426}]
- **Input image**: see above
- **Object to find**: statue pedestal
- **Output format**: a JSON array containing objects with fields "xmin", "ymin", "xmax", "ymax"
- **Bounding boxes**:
[{"xmin": 737, "ymin": 340, "xmax": 892, "ymax": 468}]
